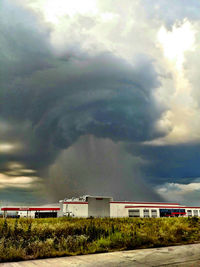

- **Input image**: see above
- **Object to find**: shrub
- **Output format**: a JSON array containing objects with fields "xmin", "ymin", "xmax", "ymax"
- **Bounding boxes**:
[{"xmin": 0, "ymin": 217, "xmax": 200, "ymax": 262}]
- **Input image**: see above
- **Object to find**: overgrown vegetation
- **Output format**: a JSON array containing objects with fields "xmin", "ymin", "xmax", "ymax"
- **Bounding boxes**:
[{"xmin": 0, "ymin": 217, "xmax": 200, "ymax": 262}]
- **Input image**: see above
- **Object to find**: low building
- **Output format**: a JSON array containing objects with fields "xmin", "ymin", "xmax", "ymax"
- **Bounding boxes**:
[
  {"xmin": 2, "ymin": 196, "xmax": 200, "ymax": 218},
  {"xmin": 59, "ymin": 195, "xmax": 200, "ymax": 218}
]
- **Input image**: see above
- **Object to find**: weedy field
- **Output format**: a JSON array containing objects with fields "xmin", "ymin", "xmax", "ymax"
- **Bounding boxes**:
[{"xmin": 0, "ymin": 217, "xmax": 200, "ymax": 262}]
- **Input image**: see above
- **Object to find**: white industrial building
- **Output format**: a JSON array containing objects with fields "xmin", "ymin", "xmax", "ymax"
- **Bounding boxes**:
[
  {"xmin": 2, "ymin": 195, "xmax": 200, "ymax": 218},
  {"xmin": 59, "ymin": 195, "xmax": 200, "ymax": 218}
]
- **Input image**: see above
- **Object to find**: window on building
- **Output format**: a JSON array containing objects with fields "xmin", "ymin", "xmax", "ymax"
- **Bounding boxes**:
[
  {"xmin": 143, "ymin": 209, "xmax": 149, "ymax": 217},
  {"xmin": 129, "ymin": 209, "xmax": 140, "ymax": 217},
  {"xmin": 193, "ymin": 210, "xmax": 198, "ymax": 216},
  {"xmin": 151, "ymin": 209, "xmax": 157, "ymax": 218},
  {"xmin": 187, "ymin": 210, "xmax": 192, "ymax": 217}
]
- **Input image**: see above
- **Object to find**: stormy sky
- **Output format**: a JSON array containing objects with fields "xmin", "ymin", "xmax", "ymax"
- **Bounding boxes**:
[{"xmin": 1, "ymin": 0, "xmax": 200, "ymax": 205}]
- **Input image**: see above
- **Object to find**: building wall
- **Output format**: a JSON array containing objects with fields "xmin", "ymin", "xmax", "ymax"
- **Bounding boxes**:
[
  {"xmin": 58, "ymin": 201, "xmax": 64, "ymax": 217},
  {"xmin": 60, "ymin": 201, "xmax": 188, "ymax": 218},
  {"xmin": 87, "ymin": 197, "xmax": 111, "ymax": 217},
  {"xmin": 110, "ymin": 202, "xmax": 179, "ymax": 218},
  {"xmin": 62, "ymin": 203, "xmax": 88, "ymax": 217},
  {"xmin": 110, "ymin": 203, "xmax": 128, "ymax": 217},
  {"xmin": 110, "ymin": 206, "xmax": 161, "ymax": 218}
]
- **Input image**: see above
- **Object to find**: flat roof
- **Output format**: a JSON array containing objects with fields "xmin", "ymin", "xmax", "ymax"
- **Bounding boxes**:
[{"xmin": 125, "ymin": 205, "xmax": 200, "ymax": 209}]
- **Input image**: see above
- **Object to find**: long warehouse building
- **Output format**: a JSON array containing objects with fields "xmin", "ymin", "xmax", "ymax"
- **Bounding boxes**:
[
  {"xmin": 59, "ymin": 195, "xmax": 200, "ymax": 218},
  {"xmin": 2, "ymin": 195, "xmax": 200, "ymax": 218}
]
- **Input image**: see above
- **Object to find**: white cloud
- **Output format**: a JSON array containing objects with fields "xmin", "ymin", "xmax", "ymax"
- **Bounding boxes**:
[
  {"xmin": 16, "ymin": 0, "xmax": 159, "ymax": 62},
  {"xmin": 0, "ymin": 173, "xmax": 40, "ymax": 189},
  {"xmin": 157, "ymin": 19, "xmax": 195, "ymax": 70},
  {"xmin": 157, "ymin": 181, "xmax": 200, "ymax": 205},
  {"xmin": 0, "ymin": 143, "xmax": 15, "ymax": 153},
  {"xmin": 0, "ymin": 142, "xmax": 24, "ymax": 154},
  {"xmin": 146, "ymin": 20, "xmax": 200, "ymax": 145},
  {"xmin": 0, "ymin": 161, "xmax": 39, "ymax": 189}
]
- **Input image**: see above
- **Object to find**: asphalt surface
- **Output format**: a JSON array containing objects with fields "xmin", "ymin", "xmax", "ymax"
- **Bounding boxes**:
[{"xmin": 1, "ymin": 243, "xmax": 200, "ymax": 266}]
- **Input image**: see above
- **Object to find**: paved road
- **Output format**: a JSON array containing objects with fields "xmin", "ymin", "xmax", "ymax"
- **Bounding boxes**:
[{"xmin": 1, "ymin": 243, "xmax": 200, "ymax": 267}]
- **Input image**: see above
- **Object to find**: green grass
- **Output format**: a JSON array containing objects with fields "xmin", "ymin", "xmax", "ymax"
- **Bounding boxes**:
[{"xmin": 0, "ymin": 217, "xmax": 200, "ymax": 262}]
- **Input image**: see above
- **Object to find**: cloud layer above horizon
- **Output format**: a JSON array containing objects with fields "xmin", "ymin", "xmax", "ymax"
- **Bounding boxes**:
[{"xmin": 1, "ymin": 0, "xmax": 200, "ymax": 204}]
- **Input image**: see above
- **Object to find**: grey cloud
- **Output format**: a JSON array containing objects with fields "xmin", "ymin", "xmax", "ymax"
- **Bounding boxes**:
[
  {"xmin": 0, "ymin": 1, "xmax": 52, "ymax": 79},
  {"xmin": 0, "ymin": 187, "xmax": 46, "ymax": 205},
  {"xmin": 127, "ymin": 143, "xmax": 200, "ymax": 186},
  {"xmin": 2, "ymin": 53, "xmax": 163, "ymax": 141}
]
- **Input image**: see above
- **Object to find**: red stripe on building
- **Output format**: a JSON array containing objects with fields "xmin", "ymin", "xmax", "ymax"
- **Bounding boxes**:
[
  {"xmin": 1, "ymin": 207, "xmax": 60, "ymax": 211},
  {"xmin": 125, "ymin": 205, "xmax": 186, "ymax": 209},
  {"xmin": 110, "ymin": 201, "xmax": 180, "ymax": 205}
]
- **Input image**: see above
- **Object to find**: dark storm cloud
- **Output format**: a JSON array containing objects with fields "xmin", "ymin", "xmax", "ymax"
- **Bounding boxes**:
[
  {"xmin": 127, "ymin": 143, "xmax": 200, "ymax": 186},
  {"xmin": 0, "ymin": 48, "xmax": 165, "ymax": 188},
  {"xmin": 1, "ymin": 52, "xmax": 165, "ymax": 200},
  {"xmin": 2, "ymin": 51, "xmax": 163, "ymax": 145},
  {"xmin": 0, "ymin": 0, "xmax": 52, "ymax": 79},
  {"xmin": 0, "ymin": 0, "xmax": 168, "ymax": 202}
]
